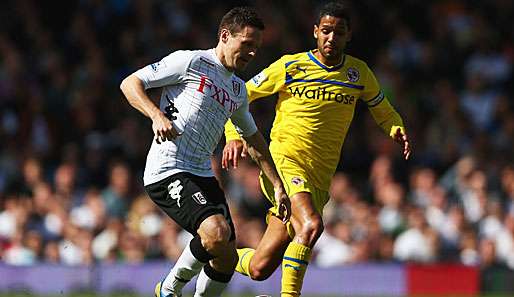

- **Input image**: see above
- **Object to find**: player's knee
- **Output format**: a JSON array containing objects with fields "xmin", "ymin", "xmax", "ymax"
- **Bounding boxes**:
[
  {"xmin": 248, "ymin": 260, "xmax": 273, "ymax": 281},
  {"xmin": 201, "ymin": 220, "xmax": 232, "ymax": 252},
  {"xmin": 249, "ymin": 270, "xmax": 270, "ymax": 281},
  {"xmin": 297, "ymin": 215, "xmax": 324, "ymax": 246}
]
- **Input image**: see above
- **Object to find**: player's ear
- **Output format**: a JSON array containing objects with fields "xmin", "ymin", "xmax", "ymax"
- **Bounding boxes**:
[
  {"xmin": 313, "ymin": 25, "xmax": 319, "ymax": 39},
  {"xmin": 220, "ymin": 28, "xmax": 230, "ymax": 43}
]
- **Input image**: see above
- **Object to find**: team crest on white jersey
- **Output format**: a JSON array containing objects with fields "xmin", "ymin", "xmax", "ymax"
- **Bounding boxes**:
[
  {"xmin": 192, "ymin": 191, "xmax": 207, "ymax": 205},
  {"xmin": 232, "ymin": 80, "xmax": 241, "ymax": 96},
  {"xmin": 346, "ymin": 67, "xmax": 360, "ymax": 82},
  {"xmin": 168, "ymin": 180, "xmax": 183, "ymax": 207}
]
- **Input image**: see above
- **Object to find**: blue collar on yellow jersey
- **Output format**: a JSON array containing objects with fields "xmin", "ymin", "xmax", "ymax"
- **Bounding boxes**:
[
  {"xmin": 307, "ymin": 51, "xmax": 345, "ymax": 72},
  {"xmin": 284, "ymin": 52, "xmax": 364, "ymax": 89}
]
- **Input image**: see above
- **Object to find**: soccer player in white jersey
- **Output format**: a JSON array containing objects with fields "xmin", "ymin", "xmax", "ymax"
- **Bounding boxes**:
[{"xmin": 120, "ymin": 7, "xmax": 290, "ymax": 297}]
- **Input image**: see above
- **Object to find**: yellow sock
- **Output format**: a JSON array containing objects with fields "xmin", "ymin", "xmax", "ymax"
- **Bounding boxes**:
[
  {"xmin": 281, "ymin": 242, "xmax": 311, "ymax": 297},
  {"xmin": 235, "ymin": 248, "xmax": 254, "ymax": 276}
]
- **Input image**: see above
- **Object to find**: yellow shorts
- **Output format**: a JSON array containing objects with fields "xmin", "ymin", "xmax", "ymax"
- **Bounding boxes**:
[{"xmin": 259, "ymin": 156, "xmax": 329, "ymax": 238}]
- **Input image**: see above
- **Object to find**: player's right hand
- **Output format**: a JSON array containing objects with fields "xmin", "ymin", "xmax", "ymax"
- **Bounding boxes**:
[
  {"xmin": 274, "ymin": 186, "xmax": 291, "ymax": 224},
  {"xmin": 152, "ymin": 112, "xmax": 181, "ymax": 144},
  {"xmin": 222, "ymin": 139, "xmax": 248, "ymax": 169},
  {"xmin": 392, "ymin": 127, "xmax": 411, "ymax": 160}
]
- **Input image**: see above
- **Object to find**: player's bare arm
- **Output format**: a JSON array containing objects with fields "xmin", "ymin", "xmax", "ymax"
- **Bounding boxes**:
[
  {"xmin": 243, "ymin": 132, "xmax": 291, "ymax": 223},
  {"xmin": 120, "ymin": 74, "xmax": 181, "ymax": 143}
]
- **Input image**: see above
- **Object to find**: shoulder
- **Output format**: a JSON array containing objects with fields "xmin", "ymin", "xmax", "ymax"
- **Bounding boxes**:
[
  {"xmin": 162, "ymin": 49, "xmax": 197, "ymax": 61},
  {"xmin": 191, "ymin": 49, "xmax": 217, "ymax": 64},
  {"xmin": 281, "ymin": 51, "xmax": 309, "ymax": 61},
  {"xmin": 232, "ymin": 74, "xmax": 245, "ymax": 86},
  {"xmin": 259, "ymin": 52, "xmax": 309, "ymax": 74},
  {"xmin": 344, "ymin": 54, "xmax": 370, "ymax": 71},
  {"xmin": 161, "ymin": 49, "xmax": 207, "ymax": 67},
  {"xmin": 343, "ymin": 54, "xmax": 377, "ymax": 84},
  {"xmin": 147, "ymin": 49, "xmax": 197, "ymax": 73},
  {"xmin": 279, "ymin": 52, "xmax": 310, "ymax": 67}
]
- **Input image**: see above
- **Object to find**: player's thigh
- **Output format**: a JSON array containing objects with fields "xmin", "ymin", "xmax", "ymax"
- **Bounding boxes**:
[
  {"xmin": 145, "ymin": 172, "xmax": 234, "ymax": 238},
  {"xmin": 289, "ymin": 191, "xmax": 323, "ymax": 235},
  {"xmin": 252, "ymin": 215, "xmax": 290, "ymax": 271},
  {"xmin": 195, "ymin": 175, "xmax": 236, "ymax": 240},
  {"xmin": 290, "ymin": 192, "xmax": 318, "ymax": 221},
  {"xmin": 260, "ymin": 171, "xmax": 329, "ymax": 238}
]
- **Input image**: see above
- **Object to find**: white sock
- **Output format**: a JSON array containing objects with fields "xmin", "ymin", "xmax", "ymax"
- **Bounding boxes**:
[
  {"xmin": 161, "ymin": 243, "xmax": 205, "ymax": 296},
  {"xmin": 194, "ymin": 265, "xmax": 231, "ymax": 297}
]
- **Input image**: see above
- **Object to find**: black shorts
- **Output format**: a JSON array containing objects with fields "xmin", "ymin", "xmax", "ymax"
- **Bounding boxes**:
[{"xmin": 145, "ymin": 172, "xmax": 235, "ymax": 240}]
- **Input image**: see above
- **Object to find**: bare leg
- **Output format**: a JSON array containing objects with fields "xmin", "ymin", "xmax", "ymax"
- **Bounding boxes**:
[
  {"xmin": 194, "ymin": 214, "xmax": 237, "ymax": 296},
  {"xmin": 197, "ymin": 214, "xmax": 238, "ymax": 274},
  {"xmin": 247, "ymin": 215, "xmax": 291, "ymax": 280},
  {"xmin": 282, "ymin": 192, "xmax": 323, "ymax": 297}
]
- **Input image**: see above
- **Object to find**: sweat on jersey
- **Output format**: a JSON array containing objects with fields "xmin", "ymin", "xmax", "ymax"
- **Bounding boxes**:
[{"xmin": 134, "ymin": 49, "xmax": 258, "ymax": 186}]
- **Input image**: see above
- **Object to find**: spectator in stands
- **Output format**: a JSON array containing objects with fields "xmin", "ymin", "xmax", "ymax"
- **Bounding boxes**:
[
  {"xmin": 393, "ymin": 207, "xmax": 438, "ymax": 262},
  {"xmin": 101, "ymin": 162, "xmax": 132, "ymax": 219}
]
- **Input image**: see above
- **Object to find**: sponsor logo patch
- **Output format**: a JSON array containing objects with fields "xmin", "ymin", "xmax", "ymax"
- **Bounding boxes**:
[
  {"xmin": 288, "ymin": 86, "xmax": 355, "ymax": 104},
  {"xmin": 197, "ymin": 75, "xmax": 239, "ymax": 112},
  {"xmin": 251, "ymin": 71, "xmax": 267, "ymax": 86},
  {"xmin": 192, "ymin": 191, "xmax": 207, "ymax": 205},
  {"xmin": 150, "ymin": 61, "xmax": 166, "ymax": 73}
]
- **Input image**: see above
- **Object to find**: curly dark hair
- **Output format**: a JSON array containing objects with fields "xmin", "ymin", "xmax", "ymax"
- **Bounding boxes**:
[{"xmin": 317, "ymin": 1, "xmax": 351, "ymax": 28}]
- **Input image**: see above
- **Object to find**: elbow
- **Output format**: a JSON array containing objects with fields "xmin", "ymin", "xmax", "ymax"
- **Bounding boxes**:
[
  {"xmin": 120, "ymin": 74, "xmax": 141, "ymax": 94},
  {"xmin": 119, "ymin": 76, "xmax": 130, "ymax": 94}
]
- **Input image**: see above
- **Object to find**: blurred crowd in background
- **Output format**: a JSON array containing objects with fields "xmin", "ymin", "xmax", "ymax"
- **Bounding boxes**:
[{"xmin": 1, "ymin": 0, "xmax": 513, "ymax": 272}]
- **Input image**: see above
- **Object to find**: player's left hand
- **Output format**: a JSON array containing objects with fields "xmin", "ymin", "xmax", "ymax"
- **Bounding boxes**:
[
  {"xmin": 274, "ymin": 186, "xmax": 291, "ymax": 224},
  {"xmin": 222, "ymin": 139, "xmax": 248, "ymax": 169},
  {"xmin": 392, "ymin": 127, "xmax": 411, "ymax": 160}
]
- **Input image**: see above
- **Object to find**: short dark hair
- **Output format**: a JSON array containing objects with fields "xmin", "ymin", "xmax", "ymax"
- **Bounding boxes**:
[
  {"xmin": 317, "ymin": 1, "xmax": 351, "ymax": 27},
  {"xmin": 218, "ymin": 6, "xmax": 265, "ymax": 37}
]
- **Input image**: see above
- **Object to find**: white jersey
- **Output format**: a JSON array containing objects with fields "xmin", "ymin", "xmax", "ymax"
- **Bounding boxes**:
[{"xmin": 135, "ymin": 49, "xmax": 258, "ymax": 186}]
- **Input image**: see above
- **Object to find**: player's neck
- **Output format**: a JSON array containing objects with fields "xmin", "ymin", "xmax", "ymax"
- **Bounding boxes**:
[
  {"xmin": 214, "ymin": 46, "xmax": 235, "ymax": 72},
  {"xmin": 313, "ymin": 49, "xmax": 344, "ymax": 66}
]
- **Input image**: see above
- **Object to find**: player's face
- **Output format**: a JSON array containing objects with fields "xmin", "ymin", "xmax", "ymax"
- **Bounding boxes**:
[
  {"xmin": 314, "ymin": 15, "xmax": 351, "ymax": 64},
  {"xmin": 223, "ymin": 26, "xmax": 262, "ymax": 72}
]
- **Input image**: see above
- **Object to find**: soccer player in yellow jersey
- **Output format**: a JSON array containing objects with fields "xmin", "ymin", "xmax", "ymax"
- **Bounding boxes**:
[{"xmin": 223, "ymin": 2, "xmax": 411, "ymax": 296}]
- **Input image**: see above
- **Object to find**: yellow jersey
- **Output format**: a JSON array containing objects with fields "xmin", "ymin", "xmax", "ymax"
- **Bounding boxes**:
[{"xmin": 226, "ymin": 50, "xmax": 405, "ymax": 190}]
